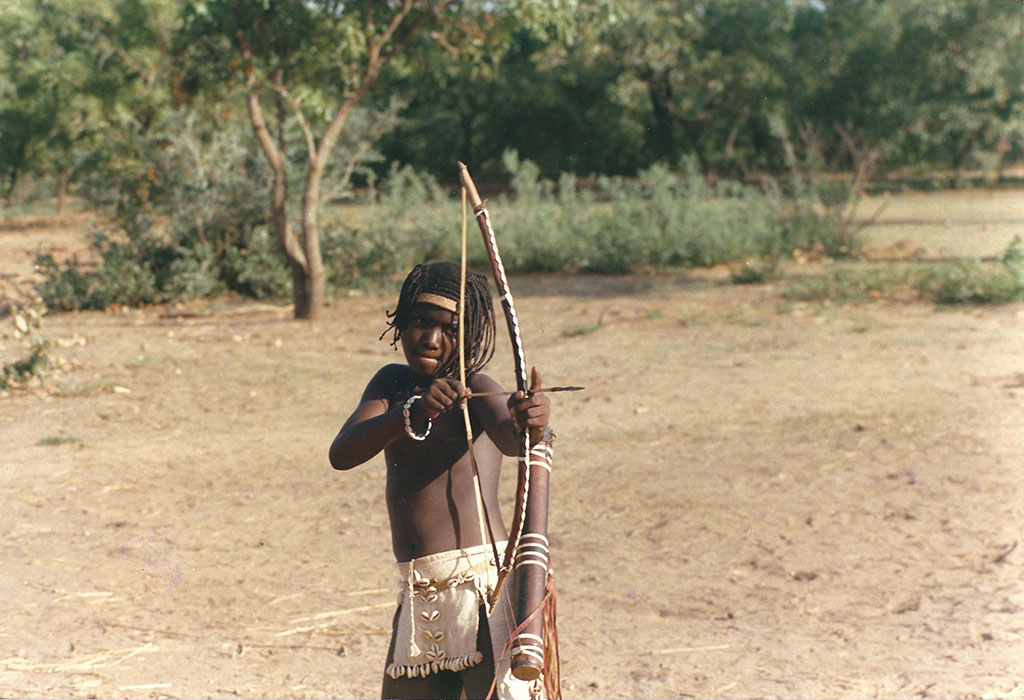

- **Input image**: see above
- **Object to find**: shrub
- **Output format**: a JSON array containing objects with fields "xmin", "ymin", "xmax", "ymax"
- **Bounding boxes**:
[
  {"xmin": 37, "ymin": 233, "xmax": 187, "ymax": 310},
  {"xmin": 221, "ymin": 228, "xmax": 292, "ymax": 299},
  {"xmin": 37, "ymin": 140, "xmax": 876, "ymax": 309},
  {"xmin": 321, "ymin": 164, "xmax": 459, "ymax": 288},
  {"xmin": 38, "ymin": 108, "xmax": 286, "ymax": 309},
  {"xmin": 34, "ymin": 255, "xmax": 95, "ymax": 311},
  {"xmin": 1, "ymin": 338, "xmax": 51, "ymax": 390},
  {"xmin": 916, "ymin": 240, "xmax": 1024, "ymax": 304},
  {"xmin": 487, "ymin": 153, "xmax": 860, "ymax": 274},
  {"xmin": 785, "ymin": 264, "xmax": 915, "ymax": 304},
  {"xmin": 784, "ymin": 238, "xmax": 1024, "ymax": 305},
  {"xmin": 730, "ymin": 259, "xmax": 780, "ymax": 285},
  {"xmin": 1, "ymin": 300, "xmax": 52, "ymax": 391}
]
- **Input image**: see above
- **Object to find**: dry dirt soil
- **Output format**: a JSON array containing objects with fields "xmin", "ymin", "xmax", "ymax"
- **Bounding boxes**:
[{"xmin": 1, "ymin": 198, "xmax": 1023, "ymax": 699}]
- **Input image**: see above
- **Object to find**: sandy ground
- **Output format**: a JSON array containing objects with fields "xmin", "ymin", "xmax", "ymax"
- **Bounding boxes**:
[
  {"xmin": 858, "ymin": 189, "xmax": 1024, "ymax": 259},
  {"xmin": 1, "ymin": 195, "xmax": 1024, "ymax": 699}
]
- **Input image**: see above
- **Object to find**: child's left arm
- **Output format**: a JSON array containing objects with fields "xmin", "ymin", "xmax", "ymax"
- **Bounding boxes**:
[{"xmin": 472, "ymin": 367, "xmax": 551, "ymax": 454}]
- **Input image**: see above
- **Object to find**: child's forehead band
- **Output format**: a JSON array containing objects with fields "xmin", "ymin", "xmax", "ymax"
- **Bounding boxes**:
[{"xmin": 416, "ymin": 293, "xmax": 458, "ymax": 314}]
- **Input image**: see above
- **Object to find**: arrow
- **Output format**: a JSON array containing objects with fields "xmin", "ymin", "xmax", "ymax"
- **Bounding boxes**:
[{"xmin": 468, "ymin": 386, "xmax": 585, "ymax": 399}]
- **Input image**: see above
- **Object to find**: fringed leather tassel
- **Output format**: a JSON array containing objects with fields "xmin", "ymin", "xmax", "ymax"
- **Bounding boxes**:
[{"xmin": 542, "ymin": 570, "xmax": 562, "ymax": 700}]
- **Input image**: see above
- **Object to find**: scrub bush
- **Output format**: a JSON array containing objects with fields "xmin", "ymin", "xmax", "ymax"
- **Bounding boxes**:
[
  {"xmin": 1, "ymin": 300, "xmax": 52, "ymax": 392},
  {"xmin": 38, "ymin": 110, "xmax": 273, "ymax": 310},
  {"xmin": 0, "ymin": 338, "xmax": 51, "ymax": 390},
  {"xmin": 916, "ymin": 238, "xmax": 1024, "ymax": 304},
  {"xmin": 785, "ymin": 238, "xmax": 1024, "ymax": 305},
  {"xmin": 38, "ymin": 138, "xmax": 873, "ymax": 309},
  {"xmin": 322, "ymin": 152, "xmax": 866, "ymax": 284},
  {"xmin": 322, "ymin": 164, "xmax": 458, "ymax": 289}
]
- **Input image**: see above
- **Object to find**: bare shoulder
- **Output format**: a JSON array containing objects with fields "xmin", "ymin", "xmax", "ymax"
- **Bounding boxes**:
[
  {"xmin": 362, "ymin": 363, "xmax": 411, "ymax": 406},
  {"xmin": 370, "ymin": 363, "xmax": 410, "ymax": 383},
  {"xmin": 468, "ymin": 372, "xmax": 504, "ymax": 393}
]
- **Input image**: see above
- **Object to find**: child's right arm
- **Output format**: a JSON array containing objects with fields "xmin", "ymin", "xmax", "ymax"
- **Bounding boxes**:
[
  {"xmin": 329, "ymin": 367, "xmax": 406, "ymax": 470},
  {"xmin": 329, "ymin": 366, "xmax": 469, "ymax": 470}
]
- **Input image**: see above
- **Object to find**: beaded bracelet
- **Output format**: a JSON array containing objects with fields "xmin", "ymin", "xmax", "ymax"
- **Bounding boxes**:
[{"xmin": 402, "ymin": 395, "xmax": 431, "ymax": 441}]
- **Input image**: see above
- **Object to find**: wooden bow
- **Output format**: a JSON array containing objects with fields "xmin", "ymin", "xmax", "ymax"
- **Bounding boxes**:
[{"xmin": 458, "ymin": 162, "xmax": 553, "ymax": 685}]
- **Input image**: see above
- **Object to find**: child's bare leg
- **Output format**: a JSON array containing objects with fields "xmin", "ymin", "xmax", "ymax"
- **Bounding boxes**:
[
  {"xmin": 459, "ymin": 606, "xmax": 497, "ymax": 700},
  {"xmin": 381, "ymin": 670, "xmax": 462, "ymax": 700}
]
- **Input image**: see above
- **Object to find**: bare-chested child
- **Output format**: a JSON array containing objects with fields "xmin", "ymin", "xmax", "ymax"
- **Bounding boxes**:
[{"xmin": 329, "ymin": 261, "xmax": 551, "ymax": 700}]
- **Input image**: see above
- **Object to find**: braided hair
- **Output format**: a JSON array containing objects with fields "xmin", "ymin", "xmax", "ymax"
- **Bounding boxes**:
[{"xmin": 383, "ymin": 261, "xmax": 496, "ymax": 378}]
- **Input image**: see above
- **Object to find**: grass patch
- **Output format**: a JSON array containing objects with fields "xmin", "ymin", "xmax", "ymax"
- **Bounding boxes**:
[
  {"xmin": 55, "ymin": 381, "xmax": 122, "ymax": 397},
  {"xmin": 918, "ymin": 257, "xmax": 1024, "ymax": 304},
  {"xmin": 38, "ymin": 434, "xmax": 80, "ymax": 446},
  {"xmin": 785, "ymin": 264, "xmax": 916, "ymax": 304},
  {"xmin": 730, "ymin": 259, "xmax": 780, "ymax": 285},
  {"xmin": 562, "ymin": 323, "xmax": 601, "ymax": 337},
  {"xmin": 846, "ymin": 316, "xmax": 880, "ymax": 333},
  {"xmin": 785, "ymin": 238, "xmax": 1024, "ymax": 305}
]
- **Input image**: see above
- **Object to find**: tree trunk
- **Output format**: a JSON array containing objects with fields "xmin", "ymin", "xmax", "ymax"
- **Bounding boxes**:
[
  {"xmin": 271, "ymin": 91, "xmax": 321, "ymax": 320},
  {"xmin": 297, "ymin": 156, "xmax": 327, "ymax": 320},
  {"xmin": 297, "ymin": 87, "xmax": 373, "ymax": 321},
  {"xmin": 239, "ymin": 1, "xmax": 428, "ymax": 320},
  {"xmin": 950, "ymin": 136, "xmax": 974, "ymax": 190},
  {"xmin": 460, "ymin": 110, "xmax": 474, "ymax": 166},
  {"xmin": 647, "ymin": 73, "xmax": 677, "ymax": 164},
  {"xmin": 678, "ymin": 117, "xmax": 711, "ymax": 176},
  {"xmin": 995, "ymin": 134, "xmax": 1010, "ymax": 183},
  {"xmin": 56, "ymin": 168, "xmax": 69, "ymax": 215},
  {"xmin": 4, "ymin": 169, "xmax": 18, "ymax": 209},
  {"xmin": 296, "ymin": 195, "xmax": 325, "ymax": 320},
  {"xmin": 271, "ymin": 166, "xmax": 315, "ymax": 315},
  {"xmin": 244, "ymin": 86, "xmax": 311, "ymax": 319},
  {"xmin": 291, "ymin": 259, "xmax": 311, "ymax": 318}
]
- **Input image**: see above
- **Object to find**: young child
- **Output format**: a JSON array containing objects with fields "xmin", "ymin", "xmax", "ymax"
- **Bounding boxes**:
[{"xmin": 330, "ymin": 261, "xmax": 551, "ymax": 700}]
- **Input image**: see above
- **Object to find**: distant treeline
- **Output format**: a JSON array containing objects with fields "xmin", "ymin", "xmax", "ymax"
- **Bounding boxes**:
[
  {"xmin": 3, "ymin": 0, "xmax": 1023, "ymax": 205},
  {"xmin": 381, "ymin": 1, "xmax": 1024, "ymax": 185}
]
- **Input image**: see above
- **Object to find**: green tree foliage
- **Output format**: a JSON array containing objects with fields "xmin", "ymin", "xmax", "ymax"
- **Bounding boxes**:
[
  {"xmin": 379, "ymin": 1, "xmax": 636, "ymax": 177},
  {"xmin": 596, "ymin": 0, "xmax": 792, "ymax": 175},
  {"xmin": 0, "ymin": 0, "xmax": 178, "ymax": 210},
  {"xmin": 382, "ymin": 0, "xmax": 1024, "ymax": 182},
  {"xmin": 179, "ymin": 1, "xmax": 486, "ymax": 318},
  {"xmin": 889, "ymin": 1, "xmax": 1024, "ymax": 182},
  {"xmin": 783, "ymin": 0, "xmax": 1024, "ymax": 181},
  {"xmin": 5, "ymin": 0, "xmax": 1023, "ymax": 193}
]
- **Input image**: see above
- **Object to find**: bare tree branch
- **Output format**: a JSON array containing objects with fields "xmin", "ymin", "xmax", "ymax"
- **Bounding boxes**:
[
  {"xmin": 321, "ymin": 139, "xmax": 374, "ymax": 202},
  {"xmin": 364, "ymin": 0, "xmax": 376, "ymax": 61},
  {"xmin": 237, "ymin": 29, "xmax": 308, "ymax": 273},
  {"xmin": 237, "ymin": 31, "xmax": 284, "ymax": 174},
  {"xmin": 268, "ymin": 79, "xmax": 316, "ymax": 164}
]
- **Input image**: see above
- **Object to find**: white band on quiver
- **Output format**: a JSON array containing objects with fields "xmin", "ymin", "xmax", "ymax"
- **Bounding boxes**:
[
  {"xmin": 510, "ymin": 633, "xmax": 545, "ymax": 666},
  {"xmin": 514, "ymin": 532, "xmax": 550, "ymax": 572}
]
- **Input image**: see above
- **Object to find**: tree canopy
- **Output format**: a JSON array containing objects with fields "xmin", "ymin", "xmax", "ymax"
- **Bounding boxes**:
[{"xmin": 5, "ymin": 0, "xmax": 1022, "ymax": 191}]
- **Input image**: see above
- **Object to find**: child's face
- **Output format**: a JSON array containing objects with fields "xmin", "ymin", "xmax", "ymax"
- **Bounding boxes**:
[{"xmin": 400, "ymin": 302, "xmax": 459, "ymax": 379}]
